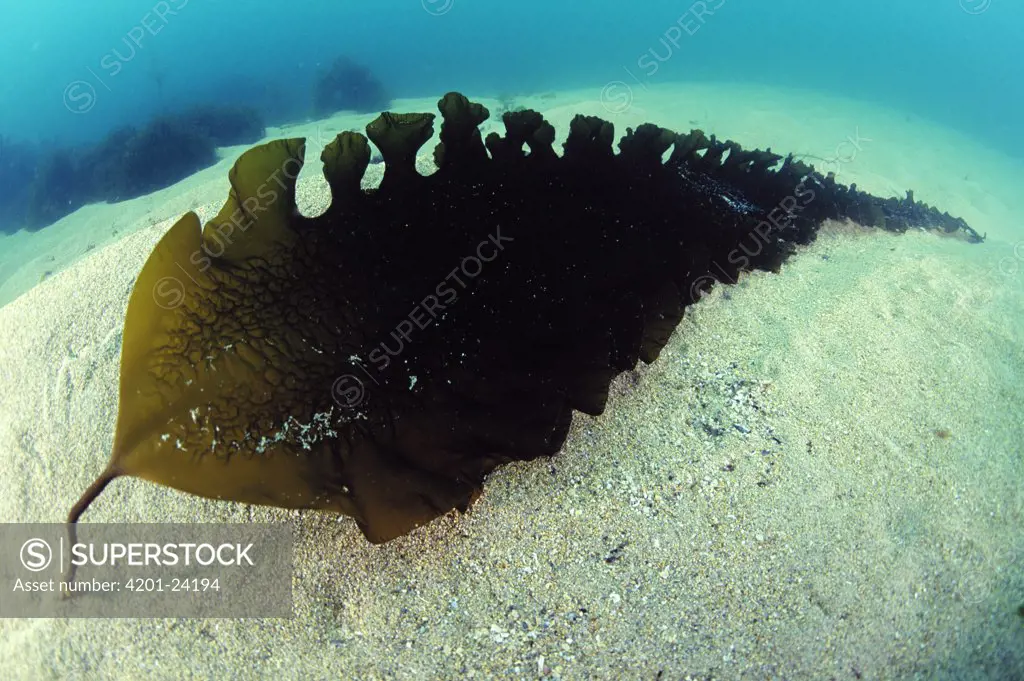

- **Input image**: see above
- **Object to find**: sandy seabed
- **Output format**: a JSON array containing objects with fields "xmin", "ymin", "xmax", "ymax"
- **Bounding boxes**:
[{"xmin": 0, "ymin": 82, "xmax": 1022, "ymax": 680}]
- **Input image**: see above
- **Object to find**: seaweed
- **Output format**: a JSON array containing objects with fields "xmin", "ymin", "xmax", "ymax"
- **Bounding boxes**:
[
  {"xmin": 312, "ymin": 56, "xmax": 391, "ymax": 117},
  {"xmin": 178, "ymin": 105, "xmax": 266, "ymax": 147},
  {"xmin": 67, "ymin": 93, "xmax": 981, "ymax": 545},
  {"xmin": 78, "ymin": 118, "xmax": 217, "ymax": 202},
  {"xmin": 19, "ymin": 112, "xmax": 224, "ymax": 228},
  {"xmin": 117, "ymin": 117, "xmax": 217, "ymax": 198},
  {"xmin": 81, "ymin": 125, "xmax": 144, "ymax": 202},
  {"xmin": 187, "ymin": 73, "xmax": 310, "ymax": 129}
]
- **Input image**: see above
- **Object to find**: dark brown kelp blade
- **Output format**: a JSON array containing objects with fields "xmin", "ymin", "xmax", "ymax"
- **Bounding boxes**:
[{"xmin": 68, "ymin": 92, "xmax": 981, "ymax": 543}]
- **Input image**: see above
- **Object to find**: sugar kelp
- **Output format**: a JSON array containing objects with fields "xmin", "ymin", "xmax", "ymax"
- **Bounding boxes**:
[{"xmin": 68, "ymin": 93, "xmax": 981, "ymax": 543}]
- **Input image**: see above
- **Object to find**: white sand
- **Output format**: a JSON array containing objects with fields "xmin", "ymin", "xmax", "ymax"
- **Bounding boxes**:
[{"xmin": 0, "ymin": 82, "xmax": 1022, "ymax": 679}]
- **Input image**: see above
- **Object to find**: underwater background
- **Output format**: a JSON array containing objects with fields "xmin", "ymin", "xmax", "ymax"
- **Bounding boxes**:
[
  {"xmin": 2, "ymin": 1, "xmax": 1023, "ymax": 161},
  {"xmin": 1, "ymin": 0, "xmax": 1023, "ymax": 248},
  {"xmin": 0, "ymin": 1, "xmax": 1022, "ymax": 679}
]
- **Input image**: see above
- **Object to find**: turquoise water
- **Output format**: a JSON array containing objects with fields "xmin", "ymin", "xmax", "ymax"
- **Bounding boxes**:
[
  {"xmin": 1, "ymin": 0, "xmax": 1021, "ymax": 152},
  {"xmin": 1, "ymin": 1, "xmax": 1021, "ymax": 235}
]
